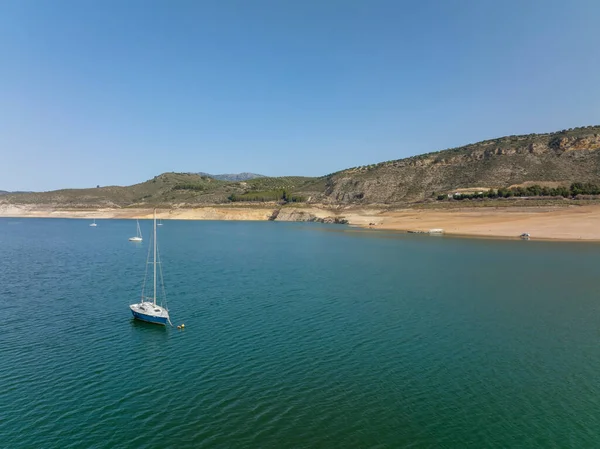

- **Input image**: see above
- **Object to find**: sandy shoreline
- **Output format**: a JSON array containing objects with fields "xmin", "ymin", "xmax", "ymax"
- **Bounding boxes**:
[
  {"xmin": 368, "ymin": 206, "xmax": 600, "ymax": 241},
  {"xmin": 0, "ymin": 205, "xmax": 275, "ymax": 221},
  {"xmin": 2, "ymin": 204, "xmax": 600, "ymax": 242}
]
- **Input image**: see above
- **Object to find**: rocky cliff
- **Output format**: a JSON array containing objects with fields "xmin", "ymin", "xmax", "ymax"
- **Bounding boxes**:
[
  {"xmin": 271, "ymin": 207, "xmax": 348, "ymax": 224},
  {"xmin": 320, "ymin": 126, "xmax": 600, "ymax": 204}
]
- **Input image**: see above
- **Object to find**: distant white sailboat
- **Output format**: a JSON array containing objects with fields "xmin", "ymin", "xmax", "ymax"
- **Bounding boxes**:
[
  {"xmin": 89, "ymin": 219, "xmax": 97, "ymax": 227},
  {"xmin": 157, "ymin": 218, "xmax": 163, "ymax": 226},
  {"xmin": 129, "ymin": 210, "xmax": 171, "ymax": 326},
  {"xmin": 128, "ymin": 219, "xmax": 143, "ymax": 242}
]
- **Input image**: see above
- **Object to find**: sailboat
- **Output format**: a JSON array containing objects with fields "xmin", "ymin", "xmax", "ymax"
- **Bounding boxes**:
[
  {"xmin": 129, "ymin": 210, "xmax": 171, "ymax": 325},
  {"xmin": 128, "ymin": 219, "xmax": 143, "ymax": 242},
  {"xmin": 157, "ymin": 218, "xmax": 163, "ymax": 226},
  {"xmin": 89, "ymin": 219, "xmax": 97, "ymax": 227}
]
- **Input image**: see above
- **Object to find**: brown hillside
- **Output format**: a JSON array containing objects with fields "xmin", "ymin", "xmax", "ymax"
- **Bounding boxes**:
[
  {"xmin": 319, "ymin": 126, "xmax": 600, "ymax": 204},
  {"xmin": 3, "ymin": 125, "xmax": 600, "ymax": 207}
]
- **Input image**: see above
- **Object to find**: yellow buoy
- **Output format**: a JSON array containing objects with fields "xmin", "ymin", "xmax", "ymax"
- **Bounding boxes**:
[{"xmin": 181, "ymin": 324, "xmax": 185, "ymax": 328}]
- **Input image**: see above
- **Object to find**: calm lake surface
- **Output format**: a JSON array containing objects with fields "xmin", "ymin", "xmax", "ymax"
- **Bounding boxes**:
[{"xmin": 1, "ymin": 218, "xmax": 600, "ymax": 448}]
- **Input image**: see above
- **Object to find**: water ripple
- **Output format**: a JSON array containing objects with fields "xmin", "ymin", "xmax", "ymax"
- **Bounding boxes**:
[{"xmin": 2, "ymin": 219, "xmax": 600, "ymax": 448}]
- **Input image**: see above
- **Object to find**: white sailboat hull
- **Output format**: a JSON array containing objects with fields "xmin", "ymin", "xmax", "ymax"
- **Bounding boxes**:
[
  {"xmin": 130, "ymin": 302, "xmax": 169, "ymax": 325},
  {"xmin": 128, "ymin": 237, "xmax": 142, "ymax": 241}
]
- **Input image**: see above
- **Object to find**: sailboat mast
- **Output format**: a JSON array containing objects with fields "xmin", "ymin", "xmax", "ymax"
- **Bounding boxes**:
[{"xmin": 153, "ymin": 209, "xmax": 157, "ymax": 306}]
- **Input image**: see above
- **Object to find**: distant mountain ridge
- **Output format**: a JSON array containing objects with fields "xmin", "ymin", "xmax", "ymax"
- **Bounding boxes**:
[
  {"xmin": 2, "ymin": 125, "xmax": 600, "ymax": 207},
  {"xmin": 0, "ymin": 190, "xmax": 32, "ymax": 195},
  {"xmin": 197, "ymin": 172, "xmax": 265, "ymax": 182}
]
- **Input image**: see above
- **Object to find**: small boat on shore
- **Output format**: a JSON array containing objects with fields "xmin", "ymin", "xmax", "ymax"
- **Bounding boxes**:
[{"xmin": 520, "ymin": 233, "xmax": 530, "ymax": 240}]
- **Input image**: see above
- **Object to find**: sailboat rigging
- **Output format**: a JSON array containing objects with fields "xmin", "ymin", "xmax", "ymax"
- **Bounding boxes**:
[
  {"xmin": 129, "ymin": 210, "xmax": 171, "ymax": 326},
  {"xmin": 128, "ymin": 219, "xmax": 143, "ymax": 242}
]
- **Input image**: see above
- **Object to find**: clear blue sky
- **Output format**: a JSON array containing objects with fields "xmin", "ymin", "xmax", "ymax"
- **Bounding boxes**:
[{"xmin": 1, "ymin": 0, "xmax": 599, "ymax": 191}]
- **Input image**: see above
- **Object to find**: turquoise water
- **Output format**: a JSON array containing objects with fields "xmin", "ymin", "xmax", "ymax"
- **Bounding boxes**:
[{"xmin": 2, "ymin": 218, "xmax": 600, "ymax": 448}]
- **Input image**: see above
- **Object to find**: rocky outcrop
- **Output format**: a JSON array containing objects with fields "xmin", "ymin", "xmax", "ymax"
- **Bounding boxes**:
[
  {"xmin": 322, "ymin": 126, "xmax": 600, "ymax": 204},
  {"xmin": 273, "ymin": 209, "xmax": 315, "ymax": 222},
  {"xmin": 268, "ymin": 209, "xmax": 280, "ymax": 221},
  {"xmin": 273, "ymin": 208, "xmax": 348, "ymax": 224},
  {"xmin": 319, "ymin": 217, "xmax": 349, "ymax": 224}
]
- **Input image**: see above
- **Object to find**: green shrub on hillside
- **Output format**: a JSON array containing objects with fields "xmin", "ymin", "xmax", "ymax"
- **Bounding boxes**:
[
  {"xmin": 173, "ymin": 184, "xmax": 206, "ymax": 191},
  {"xmin": 228, "ymin": 189, "xmax": 305, "ymax": 203},
  {"xmin": 439, "ymin": 182, "xmax": 600, "ymax": 201}
]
